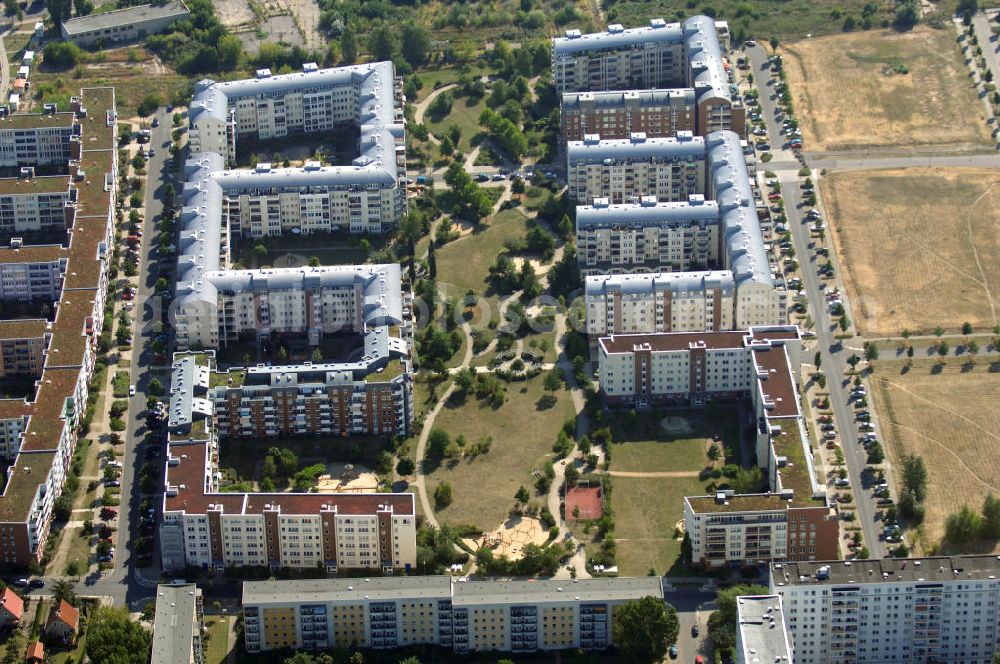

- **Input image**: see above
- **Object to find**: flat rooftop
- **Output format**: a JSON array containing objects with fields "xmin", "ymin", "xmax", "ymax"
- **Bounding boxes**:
[
  {"xmin": 0, "ymin": 112, "xmax": 75, "ymax": 131},
  {"xmin": 244, "ymin": 576, "xmax": 453, "ymax": 605},
  {"xmin": 0, "ymin": 244, "xmax": 65, "ymax": 264},
  {"xmin": 772, "ymin": 555, "xmax": 1000, "ymax": 587},
  {"xmin": 753, "ymin": 345, "xmax": 799, "ymax": 418},
  {"xmin": 44, "ymin": 291, "xmax": 96, "ymax": 369},
  {"xmin": 0, "ymin": 319, "xmax": 48, "ymax": 340},
  {"xmin": 599, "ymin": 331, "xmax": 745, "ymax": 355},
  {"xmin": 736, "ymin": 595, "xmax": 792, "ymax": 664},
  {"xmin": 453, "ymin": 577, "xmax": 663, "ymax": 606},
  {"xmin": 62, "ymin": 2, "xmax": 189, "ymax": 36},
  {"xmin": 0, "ymin": 175, "xmax": 69, "ymax": 197},
  {"xmin": 151, "ymin": 584, "xmax": 200, "ymax": 664},
  {"xmin": 21, "ymin": 368, "xmax": 79, "ymax": 452},
  {"xmin": 0, "ymin": 451, "xmax": 55, "ymax": 520},
  {"xmin": 77, "ymin": 88, "xmax": 117, "ymax": 151}
]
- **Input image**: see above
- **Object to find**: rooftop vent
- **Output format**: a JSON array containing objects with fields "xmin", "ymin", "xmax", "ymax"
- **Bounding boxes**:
[
  {"xmin": 255, "ymin": 68, "xmax": 272, "ymax": 79},
  {"xmin": 607, "ymin": 23, "xmax": 624, "ymax": 33}
]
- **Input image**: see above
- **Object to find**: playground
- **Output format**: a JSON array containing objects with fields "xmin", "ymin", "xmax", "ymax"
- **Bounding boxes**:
[{"xmin": 463, "ymin": 516, "xmax": 548, "ymax": 560}]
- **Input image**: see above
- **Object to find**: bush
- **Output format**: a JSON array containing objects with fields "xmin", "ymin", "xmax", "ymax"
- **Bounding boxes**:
[
  {"xmin": 434, "ymin": 482, "xmax": 453, "ymax": 508},
  {"xmin": 44, "ymin": 42, "xmax": 85, "ymax": 69}
]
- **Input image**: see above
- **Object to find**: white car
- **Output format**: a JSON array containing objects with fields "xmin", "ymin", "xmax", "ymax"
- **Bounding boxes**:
[{"xmin": 129, "ymin": 384, "xmax": 137, "ymax": 397}]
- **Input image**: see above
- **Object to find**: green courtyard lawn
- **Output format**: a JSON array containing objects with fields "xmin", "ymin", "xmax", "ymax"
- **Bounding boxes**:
[
  {"xmin": 435, "ymin": 208, "xmax": 531, "ymax": 297},
  {"xmin": 608, "ymin": 407, "xmax": 742, "ymax": 473},
  {"xmin": 204, "ymin": 615, "xmax": 232, "ymax": 664},
  {"xmin": 233, "ymin": 232, "xmax": 389, "ymax": 269},
  {"xmin": 427, "ymin": 374, "xmax": 575, "ymax": 531},
  {"xmin": 610, "ymin": 475, "xmax": 711, "ymax": 577},
  {"xmin": 425, "ymin": 94, "xmax": 487, "ymax": 155},
  {"xmin": 413, "ymin": 68, "xmax": 467, "ymax": 103}
]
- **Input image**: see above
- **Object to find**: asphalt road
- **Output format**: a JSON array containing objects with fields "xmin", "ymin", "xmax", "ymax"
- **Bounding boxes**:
[
  {"xmin": 780, "ymin": 182, "xmax": 886, "ymax": 560},
  {"xmin": 747, "ymin": 45, "xmax": 887, "ymax": 558}
]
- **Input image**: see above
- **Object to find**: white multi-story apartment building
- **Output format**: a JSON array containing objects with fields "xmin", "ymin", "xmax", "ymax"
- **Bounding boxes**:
[
  {"xmin": 0, "ymin": 88, "xmax": 117, "ymax": 569},
  {"xmin": 596, "ymin": 326, "xmax": 839, "ymax": 568},
  {"xmin": 735, "ymin": 595, "xmax": 794, "ymax": 664},
  {"xmin": 567, "ymin": 132, "xmax": 706, "ymax": 204},
  {"xmin": 0, "ymin": 173, "xmax": 73, "ymax": 234},
  {"xmin": 242, "ymin": 576, "xmax": 663, "ymax": 654},
  {"xmin": 159, "ymin": 438, "xmax": 417, "ymax": 574},
  {"xmin": 576, "ymin": 197, "xmax": 721, "ymax": 276},
  {"xmin": 0, "ymin": 112, "xmax": 77, "ymax": 168},
  {"xmin": 552, "ymin": 16, "xmax": 744, "ymax": 136},
  {"xmin": 769, "ymin": 556, "xmax": 1000, "ymax": 664},
  {"xmin": 583, "ymin": 130, "xmax": 783, "ymax": 335}
]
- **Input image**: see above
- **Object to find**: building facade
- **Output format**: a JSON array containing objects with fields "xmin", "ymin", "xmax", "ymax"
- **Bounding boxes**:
[
  {"xmin": 159, "ymin": 437, "xmax": 417, "ymax": 574},
  {"xmin": 60, "ymin": 1, "xmax": 190, "ymax": 47},
  {"xmin": 594, "ymin": 325, "xmax": 838, "ymax": 568},
  {"xmin": 561, "ymin": 88, "xmax": 696, "ymax": 142},
  {"xmin": 582, "ymin": 131, "xmax": 783, "ymax": 335},
  {"xmin": 0, "ymin": 88, "xmax": 117, "ymax": 569},
  {"xmin": 769, "ymin": 556, "xmax": 1000, "ymax": 664},
  {"xmin": 552, "ymin": 16, "xmax": 744, "ymax": 136},
  {"xmin": 0, "ymin": 319, "xmax": 48, "ymax": 377},
  {"xmin": 242, "ymin": 576, "xmax": 663, "ymax": 654},
  {"xmin": 567, "ymin": 132, "xmax": 706, "ymax": 204},
  {"xmin": 0, "ymin": 112, "xmax": 77, "ymax": 168},
  {"xmin": 151, "ymin": 584, "xmax": 205, "ymax": 664},
  {"xmin": 576, "ymin": 197, "xmax": 721, "ymax": 276},
  {"xmin": 0, "ymin": 173, "xmax": 74, "ymax": 233}
]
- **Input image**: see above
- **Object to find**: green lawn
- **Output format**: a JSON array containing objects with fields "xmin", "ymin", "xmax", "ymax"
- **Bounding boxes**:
[
  {"xmin": 425, "ymin": 94, "xmax": 486, "ymax": 155},
  {"xmin": 427, "ymin": 374, "xmax": 575, "ymax": 530},
  {"xmin": 234, "ymin": 233, "xmax": 388, "ymax": 269},
  {"xmin": 63, "ymin": 527, "xmax": 93, "ymax": 575},
  {"xmin": 602, "ymin": 1, "xmax": 989, "ymax": 43},
  {"xmin": 608, "ymin": 408, "xmax": 740, "ymax": 473},
  {"xmin": 413, "ymin": 67, "xmax": 467, "ymax": 103},
  {"xmin": 611, "ymin": 475, "xmax": 710, "ymax": 576},
  {"xmin": 218, "ymin": 435, "xmax": 391, "ymax": 486},
  {"xmin": 204, "ymin": 615, "xmax": 232, "ymax": 664},
  {"xmin": 435, "ymin": 208, "xmax": 532, "ymax": 297}
]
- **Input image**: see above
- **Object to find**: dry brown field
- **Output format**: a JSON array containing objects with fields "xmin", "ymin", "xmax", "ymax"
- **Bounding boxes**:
[
  {"xmin": 782, "ymin": 27, "xmax": 991, "ymax": 152},
  {"xmin": 821, "ymin": 167, "xmax": 1000, "ymax": 336},
  {"xmin": 870, "ymin": 357, "xmax": 1000, "ymax": 549}
]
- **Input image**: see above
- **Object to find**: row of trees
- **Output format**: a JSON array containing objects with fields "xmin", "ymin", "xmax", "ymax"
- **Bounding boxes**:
[{"xmin": 898, "ymin": 454, "xmax": 929, "ymax": 524}]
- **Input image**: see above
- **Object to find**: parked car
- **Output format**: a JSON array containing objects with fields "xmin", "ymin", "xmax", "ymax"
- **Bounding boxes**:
[
  {"xmin": 129, "ymin": 384, "xmax": 137, "ymax": 397},
  {"xmin": 28, "ymin": 578, "xmax": 44, "ymax": 589}
]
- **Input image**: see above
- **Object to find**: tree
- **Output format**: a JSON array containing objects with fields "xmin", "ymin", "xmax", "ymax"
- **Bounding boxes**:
[
  {"xmin": 434, "ymin": 482, "xmax": 453, "ymax": 508},
  {"xmin": 963, "ymin": 321, "xmax": 974, "ymax": 335},
  {"xmin": 51, "ymin": 579, "xmax": 76, "ymax": 604},
  {"xmin": 43, "ymin": 41, "xmax": 84, "ymax": 69},
  {"xmin": 515, "ymin": 485, "xmax": 530, "ymax": 507},
  {"xmin": 401, "ymin": 21, "xmax": 431, "ymax": 67},
  {"xmin": 86, "ymin": 606, "xmax": 153, "ymax": 664},
  {"xmin": 864, "ymin": 342, "xmax": 879, "ymax": 361},
  {"xmin": 1, "ymin": 626, "xmax": 24, "ymax": 664},
  {"xmin": 938, "ymin": 340, "xmax": 950, "ymax": 356},
  {"xmin": 428, "ymin": 242, "xmax": 437, "ymax": 279},
  {"xmin": 866, "ymin": 441, "xmax": 884, "ymax": 465},
  {"xmin": 839, "ymin": 314, "xmax": 851, "ymax": 332},
  {"xmin": 217, "ymin": 34, "xmax": 243, "ymax": 70},
  {"xmin": 396, "ymin": 457, "xmax": 415, "ymax": 476},
  {"xmin": 901, "ymin": 454, "xmax": 928, "ymax": 502},
  {"xmin": 981, "ymin": 494, "xmax": 1000, "ymax": 538},
  {"xmin": 368, "ymin": 22, "xmax": 399, "ymax": 62},
  {"xmin": 968, "ymin": 340, "xmax": 980, "ymax": 357},
  {"xmin": 46, "ymin": 0, "xmax": 72, "ymax": 28},
  {"xmin": 73, "ymin": 0, "xmax": 93, "ymax": 15},
  {"xmin": 254, "ymin": 244, "xmax": 268, "ymax": 259},
  {"xmin": 148, "ymin": 377, "xmax": 164, "ymax": 396},
  {"xmin": 427, "ymin": 428, "xmax": 450, "ymax": 460},
  {"xmin": 769, "ymin": 36, "xmax": 779, "ymax": 52},
  {"xmin": 945, "ymin": 504, "xmax": 982, "ymax": 544},
  {"xmin": 958, "ymin": 0, "xmax": 979, "ymax": 14},
  {"xmin": 341, "ymin": 29, "xmax": 358, "ymax": 64},
  {"xmin": 934, "ymin": 325, "xmax": 944, "ymax": 338},
  {"xmin": 893, "ymin": 0, "xmax": 920, "ymax": 30},
  {"xmin": 707, "ymin": 444, "xmax": 721, "ymax": 461},
  {"xmin": 3, "ymin": 0, "xmax": 17, "ymax": 16},
  {"xmin": 612, "ymin": 596, "xmax": 678, "ymax": 664},
  {"xmin": 814, "ymin": 351, "xmax": 821, "ymax": 369},
  {"xmin": 137, "ymin": 94, "xmax": 163, "ymax": 117}
]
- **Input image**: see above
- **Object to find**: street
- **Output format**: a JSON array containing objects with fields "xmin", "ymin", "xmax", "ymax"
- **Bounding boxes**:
[{"xmin": 747, "ymin": 45, "xmax": 887, "ymax": 559}]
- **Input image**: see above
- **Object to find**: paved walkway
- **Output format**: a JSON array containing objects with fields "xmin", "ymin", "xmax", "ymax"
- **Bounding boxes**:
[{"xmin": 412, "ymin": 83, "xmax": 458, "ymax": 145}]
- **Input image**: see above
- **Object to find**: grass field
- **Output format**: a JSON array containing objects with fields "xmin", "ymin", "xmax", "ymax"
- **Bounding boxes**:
[
  {"xmin": 601, "ymin": 1, "xmax": 998, "ymax": 42},
  {"xmin": 204, "ymin": 615, "xmax": 233, "ymax": 664},
  {"xmin": 782, "ymin": 27, "xmax": 991, "ymax": 152},
  {"xmin": 611, "ymin": 475, "xmax": 710, "ymax": 576},
  {"xmin": 435, "ymin": 208, "xmax": 532, "ymax": 296},
  {"xmin": 821, "ymin": 167, "xmax": 1000, "ymax": 336},
  {"xmin": 32, "ymin": 47, "xmax": 188, "ymax": 118},
  {"xmin": 425, "ymin": 94, "xmax": 487, "ymax": 155},
  {"xmin": 609, "ymin": 409, "xmax": 739, "ymax": 473},
  {"xmin": 870, "ymin": 357, "xmax": 1000, "ymax": 549},
  {"xmin": 427, "ymin": 374, "xmax": 575, "ymax": 530}
]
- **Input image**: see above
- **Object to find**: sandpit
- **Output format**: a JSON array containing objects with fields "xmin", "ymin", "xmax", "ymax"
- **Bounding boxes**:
[
  {"xmin": 660, "ymin": 416, "xmax": 693, "ymax": 435},
  {"xmin": 315, "ymin": 462, "xmax": 379, "ymax": 493},
  {"xmin": 463, "ymin": 516, "xmax": 548, "ymax": 561}
]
